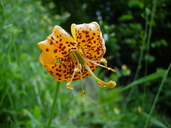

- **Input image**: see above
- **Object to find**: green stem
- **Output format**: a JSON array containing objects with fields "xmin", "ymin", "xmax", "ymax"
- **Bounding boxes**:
[
  {"xmin": 144, "ymin": 0, "xmax": 157, "ymax": 76},
  {"xmin": 134, "ymin": 7, "xmax": 149, "ymax": 81},
  {"xmin": 46, "ymin": 81, "xmax": 60, "ymax": 128},
  {"xmin": 144, "ymin": 63, "xmax": 171, "ymax": 128}
]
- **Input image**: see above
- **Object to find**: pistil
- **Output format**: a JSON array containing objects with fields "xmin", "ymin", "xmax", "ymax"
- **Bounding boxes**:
[{"xmin": 83, "ymin": 63, "xmax": 116, "ymax": 89}]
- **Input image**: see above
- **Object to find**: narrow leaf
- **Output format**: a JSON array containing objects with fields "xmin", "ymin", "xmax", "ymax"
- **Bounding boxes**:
[
  {"xmin": 123, "ymin": 70, "xmax": 166, "ymax": 90},
  {"xmin": 143, "ymin": 112, "xmax": 167, "ymax": 128}
]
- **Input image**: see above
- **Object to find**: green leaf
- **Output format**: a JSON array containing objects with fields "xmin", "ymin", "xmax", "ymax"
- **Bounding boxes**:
[
  {"xmin": 0, "ymin": 2, "xmax": 5, "ymax": 25},
  {"xmin": 123, "ymin": 70, "xmax": 166, "ymax": 90},
  {"xmin": 142, "ymin": 112, "xmax": 167, "ymax": 128},
  {"xmin": 118, "ymin": 14, "xmax": 133, "ymax": 21}
]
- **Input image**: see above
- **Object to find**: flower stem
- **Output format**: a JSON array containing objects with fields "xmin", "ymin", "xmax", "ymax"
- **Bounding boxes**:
[{"xmin": 46, "ymin": 81, "xmax": 60, "ymax": 128}]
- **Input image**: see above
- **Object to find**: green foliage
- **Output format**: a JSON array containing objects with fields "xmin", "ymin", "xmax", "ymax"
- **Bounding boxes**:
[
  {"xmin": 0, "ymin": 0, "xmax": 171, "ymax": 127},
  {"xmin": 0, "ymin": 0, "xmax": 70, "ymax": 127}
]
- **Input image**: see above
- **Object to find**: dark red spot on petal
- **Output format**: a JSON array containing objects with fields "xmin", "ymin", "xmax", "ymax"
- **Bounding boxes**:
[
  {"xmin": 78, "ymin": 36, "xmax": 82, "ymax": 39},
  {"xmin": 50, "ymin": 42, "xmax": 53, "ymax": 45},
  {"xmin": 54, "ymin": 49, "xmax": 57, "ymax": 53},
  {"xmin": 63, "ymin": 46, "xmax": 66, "ymax": 49},
  {"xmin": 86, "ymin": 35, "xmax": 89, "ymax": 38},
  {"xmin": 46, "ymin": 48, "xmax": 49, "ymax": 52},
  {"xmin": 51, "ymin": 37, "xmax": 54, "ymax": 40},
  {"xmin": 85, "ymin": 31, "xmax": 89, "ymax": 34},
  {"xmin": 62, "ymin": 51, "xmax": 67, "ymax": 55},
  {"xmin": 70, "ymin": 42, "xmax": 75, "ymax": 46}
]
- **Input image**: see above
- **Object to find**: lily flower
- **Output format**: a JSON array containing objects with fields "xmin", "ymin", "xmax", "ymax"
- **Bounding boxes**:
[{"xmin": 38, "ymin": 22, "xmax": 116, "ymax": 91}]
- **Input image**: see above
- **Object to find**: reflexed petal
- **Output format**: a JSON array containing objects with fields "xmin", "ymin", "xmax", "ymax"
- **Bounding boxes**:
[
  {"xmin": 39, "ymin": 52, "xmax": 93, "ymax": 82},
  {"xmin": 44, "ymin": 60, "xmax": 93, "ymax": 82},
  {"xmin": 39, "ymin": 51, "xmax": 56, "ymax": 65},
  {"xmin": 71, "ymin": 22, "xmax": 106, "ymax": 61},
  {"xmin": 38, "ymin": 25, "xmax": 78, "ymax": 62}
]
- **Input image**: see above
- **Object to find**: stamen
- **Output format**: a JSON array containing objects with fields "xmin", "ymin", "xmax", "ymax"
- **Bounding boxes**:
[
  {"xmin": 78, "ymin": 52, "xmax": 116, "ymax": 73},
  {"xmin": 66, "ymin": 64, "xmax": 80, "ymax": 89},
  {"xmin": 84, "ymin": 57, "xmax": 116, "ymax": 73},
  {"xmin": 84, "ymin": 63, "xmax": 116, "ymax": 89},
  {"xmin": 66, "ymin": 51, "xmax": 83, "ymax": 90},
  {"xmin": 78, "ymin": 64, "xmax": 85, "ymax": 96}
]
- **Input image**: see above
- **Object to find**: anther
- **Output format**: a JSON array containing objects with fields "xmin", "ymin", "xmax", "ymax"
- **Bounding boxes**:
[
  {"xmin": 66, "ymin": 82, "xmax": 74, "ymax": 89},
  {"xmin": 81, "ymin": 90, "xmax": 85, "ymax": 96},
  {"xmin": 108, "ymin": 68, "xmax": 116, "ymax": 72}
]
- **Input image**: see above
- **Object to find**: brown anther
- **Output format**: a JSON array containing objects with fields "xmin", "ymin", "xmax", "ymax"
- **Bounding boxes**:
[
  {"xmin": 67, "ymin": 85, "xmax": 74, "ymax": 89},
  {"xmin": 81, "ymin": 90, "xmax": 85, "ymax": 96}
]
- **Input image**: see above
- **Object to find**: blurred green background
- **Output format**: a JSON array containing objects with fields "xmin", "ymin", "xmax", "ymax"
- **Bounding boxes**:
[{"xmin": 0, "ymin": 0, "xmax": 171, "ymax": 127}]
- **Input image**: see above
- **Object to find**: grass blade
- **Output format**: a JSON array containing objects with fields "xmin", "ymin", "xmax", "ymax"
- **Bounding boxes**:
[{"xmin": 123, "ymin": 70, "xmax": 166, "ymax": 91}]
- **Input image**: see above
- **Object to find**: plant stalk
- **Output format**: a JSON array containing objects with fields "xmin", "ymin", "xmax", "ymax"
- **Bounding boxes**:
[
  {"xmin": 144, "ymin": 63, "xmax": 171, "ymax": 128},
  {"xmin": 46, "ymin": 81, "xmax": 60, "ymax": 128}
]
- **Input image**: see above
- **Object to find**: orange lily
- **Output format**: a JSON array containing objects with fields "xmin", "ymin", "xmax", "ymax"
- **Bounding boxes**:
[{"xmin": 38, "ymin": 22, "xmax": 116, "ymax": 91}]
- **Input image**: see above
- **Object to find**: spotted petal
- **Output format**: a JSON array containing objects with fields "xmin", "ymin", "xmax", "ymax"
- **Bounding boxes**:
[
  {"xmin": 71, "ymin": 22, "xmax": 106, "ymax": 61},
  {"xmin": 39, "ymin": 51, "xmax": 95, "ymax": 82},
  {"xmin": 38, "ymin": 25, "xmax": 77, "ymax": 62},
  {"xmin": 39, "ymin": 51, "xmax": 71, "ymax": 81}
]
